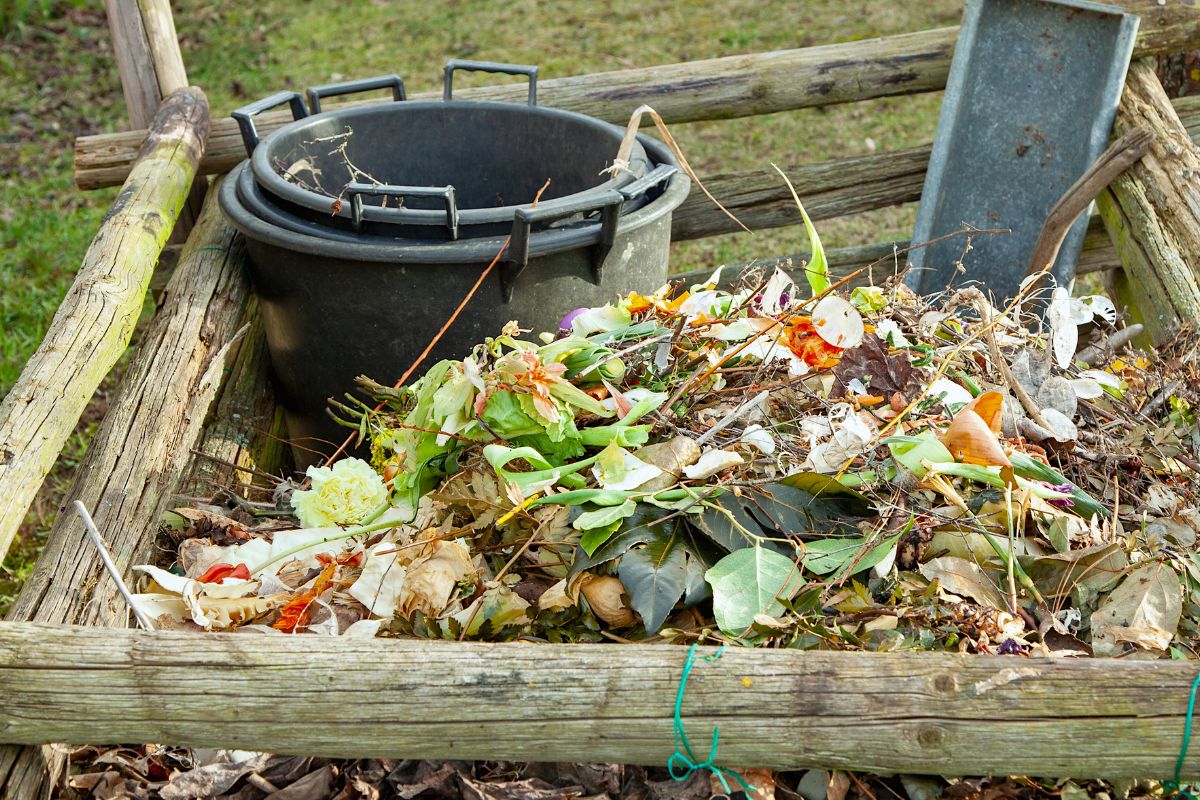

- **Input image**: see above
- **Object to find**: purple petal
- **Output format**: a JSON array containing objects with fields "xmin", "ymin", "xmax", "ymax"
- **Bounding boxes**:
[{"xmin": 558, "ymin": 307, "xmax": 590, "ymax": 331}]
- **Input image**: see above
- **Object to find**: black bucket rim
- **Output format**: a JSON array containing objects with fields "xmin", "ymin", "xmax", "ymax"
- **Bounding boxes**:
[
  {"xmin": 220, "ymin": 133, "xmax": 689, "ymax": 266},
  {"xmin": 235, "ymin": 157, "xmax": 655, "ymax": 245},
  {"xmin": 249, "ymin": 99, "xmax": 650, "ymax": 233}
]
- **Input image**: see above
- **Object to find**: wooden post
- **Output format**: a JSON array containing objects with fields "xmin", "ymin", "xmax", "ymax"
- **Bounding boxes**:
[
  {"xmin": 1096, "ymin": 59, "xmax": 1200, "ymax": 344},
  {"xmin": 0, "ymin": 180, "xmax": 263, "ymax": 799},
  {"xmin": 0, "ymin": 622, "xmax": 1198, "ymax": 779},
  {"xmin": 103, "ymin": 0, "xmax": 205, "ymax": 238},
  {"xmin": 0, "ymin": 87, "xmax": 209, "ymax": 566}
]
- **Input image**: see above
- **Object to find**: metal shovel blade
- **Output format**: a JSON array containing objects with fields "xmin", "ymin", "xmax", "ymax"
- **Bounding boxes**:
[{"xmin": 905, "ymin": 0, "xmax": 1138, "ymax": 299}]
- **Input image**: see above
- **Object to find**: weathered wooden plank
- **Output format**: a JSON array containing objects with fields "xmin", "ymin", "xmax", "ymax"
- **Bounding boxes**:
[
  {"xmin": 177, "ymin": 294, "xmax": 288, "ymax": 502},
  {"xmin": 74, "ymin": 2, "xmax": 1200, "ymax": 190},
  {"xmin": 0, "ymin": 181, "xmax": 255, "ymax": 800},
  {"xmin": 1096, "ymin": 59, "xmax": 1200, "ymax": 345},
  {"xmin": 0, "ymin": 87, "xmax": 209, "ymax": 565},
  {"xmin": 671, "ymin": 145, "xmax": 930, "ymax": 241},
  {"xmin": 103, "ymin": 0, "xmax": 162, "ymax": 130},
  {"xmin": 0, "ymin": 622, "xmax": 1196, "ymax": 780}
]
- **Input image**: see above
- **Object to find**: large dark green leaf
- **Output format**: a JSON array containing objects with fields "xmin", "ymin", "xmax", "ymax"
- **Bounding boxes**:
[
  {"xmin": 747, "ymin": 483, "xmax": 863, "ymax": 537},
  {"xmin": 692, "ymin": 496, "xmax": 787, "ymax": 554},
  {"xmin": 618, "ymin": 528, "xmax": 688, "ymax": 633},
  {"xmin": 682, "ymin": 530, "xmax": 722, "ymax": 606},
  {"xmin": 569, "ymin": 504, "xmax": 677, "ymax": 579}
]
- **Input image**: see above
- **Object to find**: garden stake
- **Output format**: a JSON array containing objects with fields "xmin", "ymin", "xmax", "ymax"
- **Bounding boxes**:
[{"xmin": 75, "ymin": 501, "xmax": 155, "ymax": 631}]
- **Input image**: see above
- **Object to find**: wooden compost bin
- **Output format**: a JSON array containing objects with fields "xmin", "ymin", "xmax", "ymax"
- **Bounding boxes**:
[{"xmin": 3, "ymin": 1, "xmax": 1200, "ymax": 796}]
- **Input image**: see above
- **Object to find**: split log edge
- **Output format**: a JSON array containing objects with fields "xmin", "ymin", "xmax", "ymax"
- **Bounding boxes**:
[
  {"xmin": 75, "ymin": 2, "xmax": 1200, "ymax": 190},
  {"xmin": 0, "ymin": 86, "xmax": 209, "ymax": 566},
  {"xmin": 1097, "ymin": 59, "xmax": 1200, "ymax": 345},
  {"xmin": 0, "ymin": 622, "xmax": 1197, "ymax": 780}
]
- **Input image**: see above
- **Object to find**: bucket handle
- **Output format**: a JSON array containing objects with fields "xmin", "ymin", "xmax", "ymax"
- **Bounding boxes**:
[
  {"xmin": 231, "ymin": 91, "xmax": 309, "ymax": 157},
  {"xmin": 305, "ymin": 75, "xmax": 407, "ymax": 113},
  {"xmin": 444, "ymin": 60, "xmax": 538, "ymax": 107},
  {"xmin": 344, "ymin": 183, "xmax": 459, "ymax": 240},
  {"xmin": 502, "ymin": 190, "xmax": 624, "ymax": 303},
  {"xmin": 618, "ymin": 163, "xmax": 679, "ymax": 201}
]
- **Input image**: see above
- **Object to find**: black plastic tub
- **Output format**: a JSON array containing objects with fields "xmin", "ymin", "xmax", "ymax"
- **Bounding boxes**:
[
  {"xmin": 233, "ymin": 61, "xmax": 651, "ymax": 241},
  {"xmin": 219, "ymin": 132, "xmax": 689, "ymax": 466}
]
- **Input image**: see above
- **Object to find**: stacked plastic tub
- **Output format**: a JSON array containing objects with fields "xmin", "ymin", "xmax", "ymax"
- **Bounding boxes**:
[{"xmin": 218, "ymin": 60, "xmax": 690, "ymax": 463}]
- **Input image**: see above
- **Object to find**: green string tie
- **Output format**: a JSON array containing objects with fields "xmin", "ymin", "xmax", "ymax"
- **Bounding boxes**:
[
  {"xmin": 669, "ymin": 643, "xmax": 755, "ymax": 796},
  {"xmin": 1165, "ymin": 673, "xmax": 1200, "ymax": 800}
]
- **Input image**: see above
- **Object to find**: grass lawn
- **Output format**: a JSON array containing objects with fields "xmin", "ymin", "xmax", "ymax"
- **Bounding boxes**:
[{"xmin": 0, "ymin": 0, "xmax": 960, "ymax": 610}]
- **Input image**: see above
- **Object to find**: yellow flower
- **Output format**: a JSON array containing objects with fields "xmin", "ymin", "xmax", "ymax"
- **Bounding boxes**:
[{"xmin": 291, "ymin": 457, "xmax": 388, "ymax": 528}]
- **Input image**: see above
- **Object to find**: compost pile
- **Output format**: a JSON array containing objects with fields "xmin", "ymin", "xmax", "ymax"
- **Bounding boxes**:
[{"xmin": 130, "ymin": 247, "xmax": 1200, "ymax": 661}]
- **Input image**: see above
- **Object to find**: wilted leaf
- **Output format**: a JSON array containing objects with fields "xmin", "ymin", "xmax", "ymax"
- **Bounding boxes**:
[
  {"xmin": 1091, "ymin": 561, "xmax": 1182, "ymax": 656},
  {"xmin": 919, "ymin": 556, "xmax": 1008, "ymax": 611},
  {"xmin": 1019, "ymin": 542, "xmax": 1127, "ymax": 598},
  {"xmin": 832, "ymin": 333, "xmax": 924, "ymax": 398},
  {"xmin": 705, "ymin": 546, "xmax": 803, "ymax": 634},
  {"xmin": 578, "ymin": 574, "xmax": 637, "ymax": 627}
]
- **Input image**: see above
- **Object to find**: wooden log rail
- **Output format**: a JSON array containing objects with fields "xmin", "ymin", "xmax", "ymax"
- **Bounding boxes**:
[
  {"xmin": 0, "ymin": 622, "xmax": 1198, "ymax": 780},
  {"xmin": 73, "ymin": 1, "xmax": 1200, "ymax": 191},
  {"xmin": 0, "ymin": 87, "xmax": 209, "ymax": 565}
]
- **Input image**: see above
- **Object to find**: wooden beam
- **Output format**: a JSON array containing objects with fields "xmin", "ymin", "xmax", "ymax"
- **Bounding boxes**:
[
  {"xmin": 0, "ymin": 87, "xmax": 209, "ymax": 566},
  {"xmin": 1096, "ymin": 60, "xmax": 1200, "ymax": 345},
  {"xmin": 74, "ymin": 2, "xmax": 1200, "ymax": 191},
  {"xmin": 0, "ymin": 622, "xmax": 1197, "ymax": 780},
  {"xmin": 177, "ymin": 294, "xmax": 289, "ymax": 502},
  {"xmin": 0, "ymin": 180, "xmax": 259, "ymax": 798},
  {"xmin": 671, "ymin": 145, "xmax": 930, "ymax": 241}
]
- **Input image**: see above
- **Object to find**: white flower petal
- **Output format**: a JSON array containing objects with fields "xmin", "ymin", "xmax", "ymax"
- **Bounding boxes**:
[
  {"xmin": 702, "ymin": 317, "xmax": 776, "ymax": 341},
  {"xmin": 812, "ymin": 295, "xmax": 864, "ymax": 349},
  {"xmin": 1079, "ymin": 295, "xmax": 1117, "ymax": 324},
  {"xmin": 928, "ymin": 378, "xmax": 973, "ymax": 411},
  {"xmin": 758, "ymin": 268, "xmax": 796, "ymax": 316},
  {"xmin": 1047, "ymin": 287, "xmax": 1079, "ymax": 369},
  {"xmin": 682, "ymin": 449, "xmax": 744, "ymax": 480},
  {"xmin": 1069, "ymin": 378, "xmax": 1104, "ymax": 400},
  {"xmin": 270, "ymin": 528, "xmax": 353, "ymax": 571},
  {"xmin": 740, "ymin": 424, "xmax": 776, "ymax": 455},
  {"xmin": 874, "ymin": 318, "xmax": 910, "ymax": 348},
  {"xmin": 343, "ymin": 619, "xmax": 384, "ymax": 638}
]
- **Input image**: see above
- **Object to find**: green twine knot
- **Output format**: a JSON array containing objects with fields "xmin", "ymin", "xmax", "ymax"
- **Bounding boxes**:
[
  {"xmin": 1166, "ymin": 673, "xmax": 1200, "ymax": 800},
  {"xmin": 670, "ymin": 643, "xmax": 755, "ymax": 796}
]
